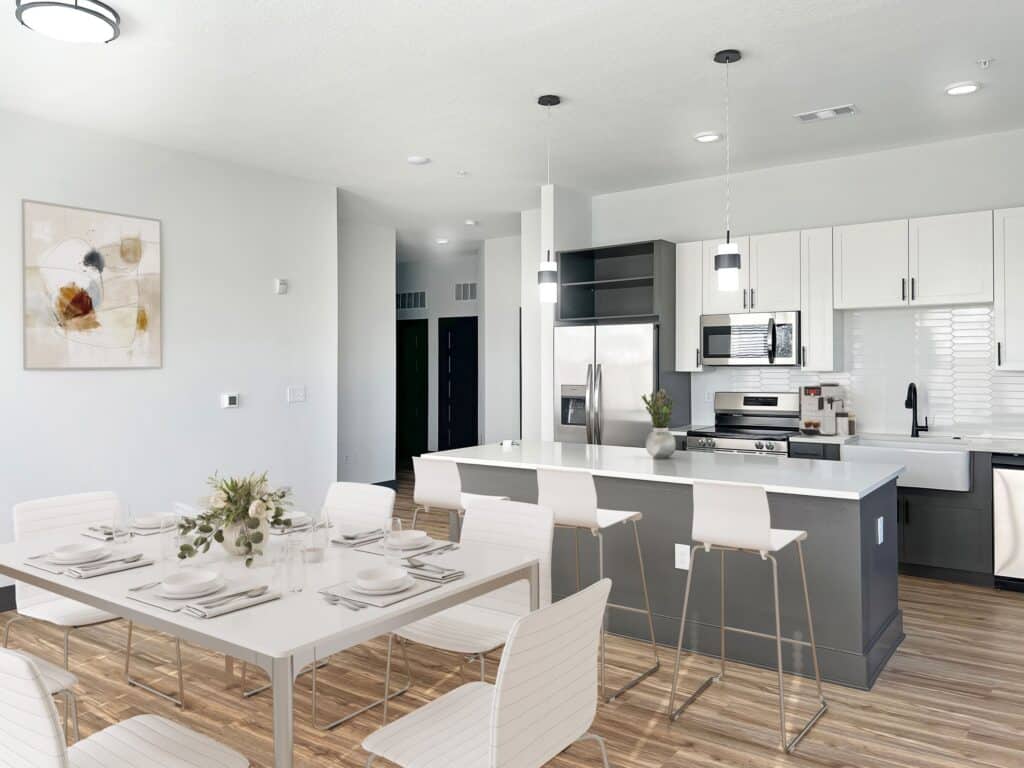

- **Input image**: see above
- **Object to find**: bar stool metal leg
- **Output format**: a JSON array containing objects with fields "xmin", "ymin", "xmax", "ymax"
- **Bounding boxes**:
[
  {"xmin": 719, "ymin": 549, "xmax": 726, "ymax": 679},
  {"xmin": 769, "ymin": 554, "xmax": 788, "ymax": 752},
  {"xmin": 668, "ymin": 546, "xmax": 716, "ymax": 720}
]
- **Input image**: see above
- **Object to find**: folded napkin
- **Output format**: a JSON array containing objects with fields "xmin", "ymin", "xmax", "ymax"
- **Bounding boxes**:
[
  {"xmin": 183, "ymin": 591, "xmax": 281, "ymax": 618},
  {"xmin": 67, "ymin": 557, "xmax": 155, "ymax": 579},
  {"xmin": 405, "ymin": 564, "xmax": 465, "ymax": 584}
]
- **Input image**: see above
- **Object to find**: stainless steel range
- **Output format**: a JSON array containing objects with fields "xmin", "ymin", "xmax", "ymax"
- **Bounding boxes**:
[{"xmin": 686, "ymin": 392, "xmax": 800, "ymax": 455}]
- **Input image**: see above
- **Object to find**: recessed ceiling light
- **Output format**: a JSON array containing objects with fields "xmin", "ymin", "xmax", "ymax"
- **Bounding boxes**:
[
  {"xmin": 407, "ymin": 155, "xmax": 431, "ymax": 165},
  {"xmin": 435, "ymin": 238, "xmax": 449, "ymax": 245},
  {"xmin": 15, "ymin": 0, "xmax": 120, "ymax": 43},
  {"xmin": 456, "ymin": 170, "xmax": 469, "ymax": 177},
  {"xmin": 464, "ymin": 219, "xmax": 478, "ymax": 227},
  {"xmin": 945, "ymin": 81, "xmax": 980, "ymax": 96},
  {"xmin": 694, "ymin": 131, "xmax": 722, "ymax": 143}
]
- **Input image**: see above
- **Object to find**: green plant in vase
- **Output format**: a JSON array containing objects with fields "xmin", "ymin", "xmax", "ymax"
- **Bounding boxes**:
[
  {"xmin": 178, "ymin": 472, "xmax": 293, "ymax": 567},
  {"xmin": 642, "ymin": 389, "xmax": 676, "ymax": 458}
]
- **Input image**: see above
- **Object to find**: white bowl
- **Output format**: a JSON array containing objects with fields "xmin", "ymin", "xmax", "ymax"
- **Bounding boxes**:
[
  {"xmin": 384, "ymin": 530, "xmax": 430, "ymax": 550},
  {"xmin": 356, "ymin": 566, "xmax": 409, "ymax": 592},
  {"xmin": 161, "ymin": 569, "xmax": 220, "ymax": 596},
  {"xmin": 50, "ymin": 542, "xmax": 109, "ymax": 564}
]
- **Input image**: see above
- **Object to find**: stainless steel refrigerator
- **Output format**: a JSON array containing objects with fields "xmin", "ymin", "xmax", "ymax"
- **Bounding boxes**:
[{"xmin": 554, "ymin": 323, "xmax": 657, "ymax": 447}]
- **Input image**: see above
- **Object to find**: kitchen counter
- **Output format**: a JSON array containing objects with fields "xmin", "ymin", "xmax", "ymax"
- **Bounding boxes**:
[
  {"xmin": 426, "ymin": 440, "xmax": 902, "ymax": 500},
  {"xmin": 427, "ymin": 440, "xmax": 904, "ymax": 689}
]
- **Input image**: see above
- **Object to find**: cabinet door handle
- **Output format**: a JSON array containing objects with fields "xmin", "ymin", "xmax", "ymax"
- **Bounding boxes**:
[
  {"xmin": 743, "ymin": 288, "xmax": 748, "ymax": 309},
  {"xmin": 998, "ymin": 341, "xmax": 1002, "ymax": 366},
  {"xmin": 911, "ymin": 277, "xmax": 916, "ymax": 301},
  {"xmin": 901, "ymin": 278, "xmax": 907, "ymax": 302},
  {"xmin": 750, "ymin": 288, "xmax": 756, "ymax": 309}
]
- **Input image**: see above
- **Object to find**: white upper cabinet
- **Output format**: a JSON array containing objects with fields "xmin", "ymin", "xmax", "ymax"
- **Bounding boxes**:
[
  {"xmin": 800, "ymin": 227, "xmax": 842, "ymax": 371},
  {"xmin": 749, "ymin": 231, "xmax": 801, "ymax": 312},
  {"xmin": 701, "ymin": 236, "xmax": 749, "ymax": 315},
  {"xmin": 675, "ymin": 241, "xmax": 703, "ymax": 372},
  {"xmin": 909, "ymin": 211, "xmax": 993, "ymax": 306},
  {"xmin": 995, "ymin": 207, "xmax": 1024, "ymax": 370},
  {"xmin": 833, "ymin": 219, "xmax": 909, "ymax": 309}
]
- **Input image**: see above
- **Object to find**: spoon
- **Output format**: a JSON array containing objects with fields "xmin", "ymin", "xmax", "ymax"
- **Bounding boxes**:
[{"xmin": 76, "ymin": 553, "xmax": 144, "ymax": 570}]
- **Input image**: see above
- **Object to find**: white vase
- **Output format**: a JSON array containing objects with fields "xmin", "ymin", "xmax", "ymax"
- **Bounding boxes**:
[
  {"xmin": 221, "ymin": 518, "xmax": 270, "ymax": 557},
  {"xmin": 645, "ymin": 427, "xmax": 676, "ymax": 459}
]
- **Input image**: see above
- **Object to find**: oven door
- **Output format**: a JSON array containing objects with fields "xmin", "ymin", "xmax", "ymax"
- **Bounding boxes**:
[{"xmin": 700, "ymin": 311, "xmax": 799, "ymax": 366}]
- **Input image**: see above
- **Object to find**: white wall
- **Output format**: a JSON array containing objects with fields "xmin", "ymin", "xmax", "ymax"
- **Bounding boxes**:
[
  {"xmin": 338, "ymin": 192, "xmax": 396, "ymax": 482},
  {"xmin": 397, "ymin": 251, "xmax": 480, "ymax": 450},
  {"xmin": 591, "ymin": 128, "xmax": 1024, "ymax": 434},
  {"xmin": 519, "ymin": 209, "xmax": 542, "ymax": 440},
  {"xmin": 481, "ymin": 235, "xmax": 522, "ymax": 442},
  {"xmin": 0, "ymin": 110, "xmax": 338, "ymax": 560}
]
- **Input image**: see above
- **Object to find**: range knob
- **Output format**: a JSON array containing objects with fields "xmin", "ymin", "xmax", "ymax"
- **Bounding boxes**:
[
  {"xmin": 764, "ymin": 441, "xmax": 774, "ymax": 452},
  {"xmin": 755, "ymin": 441, "xmax": 764, "ymax": 450},
  {"xmin": 699, "ymin": 438, "xmax": 709, "ymax": 447},
  {"xmin": 707, "ymin": 438, "xmax": 716, "ymax": 449}
]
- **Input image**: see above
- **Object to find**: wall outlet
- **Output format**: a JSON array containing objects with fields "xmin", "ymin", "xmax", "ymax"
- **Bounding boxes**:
[
  {"xmin": 286, "ymin": 385, "xmax": 306, "ymax": 403},
  {"xmin": 675, "ymin": 543, "xmax": 691, "ymax": 570},
  {"xmin": 876, "ymin": 516, "xmax": 885, "ymax": 545},
  {"xmin": 274, "ymin": 278, "xmax": 289, "ymax": 295},
  {"xmin": 220, "ymin": 392, "xmax": 240, "ymax": 409}
]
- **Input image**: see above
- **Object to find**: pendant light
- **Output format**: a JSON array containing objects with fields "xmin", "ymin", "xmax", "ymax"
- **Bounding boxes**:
[
  {"xmin": 713, "ymin": 49, "xmax": 741, "ymax": 292},
  {"xmin": 15, "ymin": 0, "xmax": 120, "ymax": 44},
  {"xmin": 537, "ymin": 94, "xmax": 561, "ymax": 304}
]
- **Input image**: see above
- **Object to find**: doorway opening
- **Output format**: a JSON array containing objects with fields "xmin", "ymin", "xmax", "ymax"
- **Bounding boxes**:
[
  {"xmin": 438, "ymin": 316, "xmax": 478, "ymax": 451},
  {"xmin": 396, "ymin": 319, "xmax": 428, "ymax": 470}
]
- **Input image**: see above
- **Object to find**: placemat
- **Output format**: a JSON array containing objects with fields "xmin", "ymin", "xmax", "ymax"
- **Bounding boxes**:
[
  {"xmin": 354, "ymin": 538, "xmax": 453, "ymax": 558},
  {"xmin": 321, "ymin": 578, "xmax": 441, "ymax": 607}
]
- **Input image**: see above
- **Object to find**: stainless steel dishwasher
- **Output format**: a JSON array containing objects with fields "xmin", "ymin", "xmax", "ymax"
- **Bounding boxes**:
[{"xmin": 993, "ymin": 455, "xmax": 1024, "ymax": 591}]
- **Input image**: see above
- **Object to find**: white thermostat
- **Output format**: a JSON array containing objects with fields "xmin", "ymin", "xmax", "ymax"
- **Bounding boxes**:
[{"xmin": 220, "ymin": 393, "xmax": 240, "ymax": 409}]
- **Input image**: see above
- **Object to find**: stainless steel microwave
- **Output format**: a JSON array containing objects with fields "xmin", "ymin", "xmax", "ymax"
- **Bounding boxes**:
[{"xmin": 699, "ymin": 311, "xmax": 800, "ymax": 366}]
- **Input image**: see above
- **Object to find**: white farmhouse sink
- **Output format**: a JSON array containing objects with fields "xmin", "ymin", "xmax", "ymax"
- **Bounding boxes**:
[{"xmin": 841, "ymin": 434, "xmax": 972, "ymax": 492}]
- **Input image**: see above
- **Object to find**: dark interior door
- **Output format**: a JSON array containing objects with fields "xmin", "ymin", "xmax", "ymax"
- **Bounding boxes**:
[
  {"xmin": 396, "ymin": 319, "xmax": 428, "ymax": 468},
  {"xmin": 438, "ymin": 316, "xmax": 478, "ymax": 451}
]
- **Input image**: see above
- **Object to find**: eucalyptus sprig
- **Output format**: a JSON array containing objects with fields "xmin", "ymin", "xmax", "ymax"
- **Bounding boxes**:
[
  {"xmin": 178, "ymin": 472, "xmax": 293, "ymax": 567},
  {"xmin": 642, "ymin": 389, "xmax": 673, "ymax": 428}
]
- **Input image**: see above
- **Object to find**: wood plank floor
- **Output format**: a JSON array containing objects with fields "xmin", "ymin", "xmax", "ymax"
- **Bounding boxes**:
[{"xmin": 3, "ymin": 471, "xmax": 1023, "ymax": 767}]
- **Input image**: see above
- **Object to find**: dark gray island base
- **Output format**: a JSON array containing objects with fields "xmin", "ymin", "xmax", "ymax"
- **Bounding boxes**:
[{"xmin": 455, "ymin": 464, "xmax": 903, "ymax": 690}]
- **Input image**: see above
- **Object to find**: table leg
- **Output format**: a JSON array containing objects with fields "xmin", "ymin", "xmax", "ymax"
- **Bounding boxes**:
[
  {"xmin": 529, "ymin": 561, "xmax": 540, "ymax": 611},
  {"xmin": 271, "ymin": 656, "xmax": 294, "ymax": 768}
]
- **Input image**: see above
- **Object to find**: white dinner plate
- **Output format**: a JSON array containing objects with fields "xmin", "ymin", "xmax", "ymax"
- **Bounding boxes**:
[
  {"xmin": 349, "ymin": 575, "xmax": 415, "ymax": 596},
  {"xmin": 161, "ymin": 569, "xmax": 221, "ymax": 596},
  {"xmin": 49, "ymin": 543, "xmax": 110, "ymax": 565},
  {"xmin": 356, "ymin": 566, "xmax": 408, "ymax": 592},
  {"xmin": 156, "ymin": 577, "xmax": 225, "ymax": 601},
  {"xmin": 383, "ymin": 531, "xmax": 431, "ymax": 550}
]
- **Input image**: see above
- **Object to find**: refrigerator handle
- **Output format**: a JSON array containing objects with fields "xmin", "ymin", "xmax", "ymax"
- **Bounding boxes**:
[
  {"xmin": 594, "ymin": 363, "xmax": 603, "ymax": 445},
  {"xmin": 585, "ymin": 363, "xmax": 594, "ymax": 444}
]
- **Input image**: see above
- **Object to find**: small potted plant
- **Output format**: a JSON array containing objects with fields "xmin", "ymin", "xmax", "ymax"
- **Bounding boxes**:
[
  {"xmin": 642, "ymin": 389, "xmax": 675, "ymax": 459},
  {"xmin": 178, "ymin": 472, "xmax": 293, "ymax": 567}
]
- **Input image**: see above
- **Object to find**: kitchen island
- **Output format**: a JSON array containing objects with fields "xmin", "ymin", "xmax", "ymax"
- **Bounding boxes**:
[{"xmin": 423, "ymin": 441, "xmax": 905, "ymax": 689}]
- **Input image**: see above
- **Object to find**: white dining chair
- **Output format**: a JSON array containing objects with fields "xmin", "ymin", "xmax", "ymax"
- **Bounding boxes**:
[
  {"xmin": 240, "ymin": 481, "xmax": 412, "ymax": 730},
  {"xmin": 668, "ymin": 480, "xmax": 827, "ymax": 753},
  {"xmin": 363, "ymin": 578, "xmax": 613, "ymax": 768},
  {"xmin": 0, "ymin": 648, "xmax": 249, "ymax": 767},
  {"xmin": 535, "ymin": 466, "xmax": 660, "ymax": 702},
  {"xmin": 382, "ymin": 496, "xmax": 554, "ymax": 723},
  {"xmin": 5, "ymin": 492, "xmax": 187, "ymax": 708},
  {"xmin": 410, "ymin": 456, "xmax": 507, "ymax": 536},
  {"xmin": 6, "ymin": 649, "xmax": 80, "ymax": 743}
]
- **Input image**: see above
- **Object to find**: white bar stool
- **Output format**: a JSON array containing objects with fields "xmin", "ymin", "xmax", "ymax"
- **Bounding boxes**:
[
  {"xmin": 535, "ymin": 466, "xmax": 659, "ymax": 702},
  {"xmin": 668, "ymin": 480, "xmax": 827, "ymax": 753},
  {"xmin": 410, "ymin": 456, "xmax": 507, "ymax": 538}
]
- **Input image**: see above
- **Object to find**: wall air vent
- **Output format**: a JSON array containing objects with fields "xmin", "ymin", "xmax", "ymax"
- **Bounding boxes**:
[
  {"xmin": 794, "ymin": 104, "xmax": 856, "ymax": 123},
  {"xmin": 455, "ymin": 282, "xmax": 478, "ymax": 301},
  {"xmin": 397, "ymin": 291, "xmax": 427, "ymax": 310}
]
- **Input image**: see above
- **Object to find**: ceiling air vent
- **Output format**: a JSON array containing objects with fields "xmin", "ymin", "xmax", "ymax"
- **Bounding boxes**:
[
  {"xmin": 397, "ymin": 291, "xmax": 426, "ymax": 310},
  {"xmin": 455, "ymin": 282, "xmax": 478, "ymax": 301},
  {"xmin": 794, "ymin": 104, "xmax": 856, "ymax": 123}
]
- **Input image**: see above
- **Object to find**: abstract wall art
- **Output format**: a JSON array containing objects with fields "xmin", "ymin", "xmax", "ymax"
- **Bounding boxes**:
[{"xmin": 23, "ymin": 201, "xmax": 161, "ymax": 369}]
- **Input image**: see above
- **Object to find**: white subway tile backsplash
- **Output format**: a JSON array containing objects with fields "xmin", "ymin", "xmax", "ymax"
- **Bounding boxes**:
[{"xmin": 690, "ymin": 305, "xmax": 1024, "ymax": 437}]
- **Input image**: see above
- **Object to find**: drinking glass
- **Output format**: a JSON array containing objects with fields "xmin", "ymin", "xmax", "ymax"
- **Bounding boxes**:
[
  {"xmin": 111, "ymin": 506, "xmax": 132, "ymax": 547},
  {"xmin": 160, "ymin": 511, "xmax": 179, "ymax": 563},
  {"xmin": 284, "ymin": 538, "xmax": 306, "ymax": 593},
  {"xmin": 304, "ymin": 510, "xmax": 328, "ymax": 565}
]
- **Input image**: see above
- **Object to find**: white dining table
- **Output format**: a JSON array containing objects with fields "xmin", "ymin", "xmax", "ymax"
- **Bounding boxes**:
[{"xmin": 0, "ymin": 530, "xmax": 540, "ymax": 768}]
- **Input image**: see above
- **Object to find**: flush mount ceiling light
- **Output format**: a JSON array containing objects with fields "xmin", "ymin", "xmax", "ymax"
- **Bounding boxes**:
[
  {"xmin": 435, "ymin": 238, "xmax": 449, "ymax": 245},
  {"xmin": 464, "ymin": 219, "xmax": 478, "ymax": 226},
  {"xmin": 712, "ymin": 49, "xmax": 742, "ymax": 291},
  {"xmin": 945, "ymin": 81, "xmax": 980, "ymax": 96},
  {"xmin": 537, "ymin": 94, "xmax": 562, "ymax": 304},
  {"xmin": 456, "ymin": 169, "xmax": 470, "ymax": 177},
  {"xmin": 794, "ymin": 104, "xmax": 856, "ymax": 123},
  {"xmin": 694, "ymin": 131, "xmax": 722, "ymax": 143},
  {"xmin": 16, "ymin": 0, "xmax": 119, "ymax": 43},
  {"xmin": 406, "ymin": 155, "xmax": 431, "ymax": 165}
]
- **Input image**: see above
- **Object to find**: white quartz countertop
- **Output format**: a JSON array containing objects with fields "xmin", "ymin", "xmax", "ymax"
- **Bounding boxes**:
[{"xmin": 426, "ymin": 441, "xmax": 903, "ymax": 500}]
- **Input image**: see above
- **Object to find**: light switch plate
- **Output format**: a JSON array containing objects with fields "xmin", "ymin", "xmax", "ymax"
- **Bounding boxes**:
[
  {"xmin": 675, "ymin": 543, "xmax": 691, "ymax": 570},
  {"xmin": 274, "ymin": 278, "xmax": 289, "ymax": 295},
  {"xmin": 220, "ymin": 392, "xmax": 239, "ymax": 409},
  {"xmin": 876, "ymin": 516, "xmax": 884, "ymax": 545},
  {"xmin": 286, "ymin": 385, "xmax": 306, "ymax": 404}
]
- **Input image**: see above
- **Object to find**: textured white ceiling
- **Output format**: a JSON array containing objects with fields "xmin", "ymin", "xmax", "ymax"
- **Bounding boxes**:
[{"xmin": 2, "ymin": 0, "xmax": 1022, "ymax": 253}]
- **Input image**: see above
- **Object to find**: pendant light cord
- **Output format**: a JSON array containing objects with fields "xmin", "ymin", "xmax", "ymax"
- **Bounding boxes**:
[
  {"xmin": 724, "ymin": 59, "xmax": 732, "ymax": 243},
  {"xmin": 545, "ymin": 106, "xmax": 552, "ymax": 186}
]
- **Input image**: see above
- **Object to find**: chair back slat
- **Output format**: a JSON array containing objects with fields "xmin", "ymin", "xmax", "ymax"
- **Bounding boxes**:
[
  {"xmin": 412, "ymin": 457, "xmax": 463, "ymax": 509},
  {"xmin": 0, "ymin": 650, "xmax": 68, "ymax": 768},
  {"xmin": 535, "ymin": 467, "xmax": 599, "ymax": 529},
  {"xmin": 461, "ymin": 498, "xmax": 553, "ymax": 615},
  {"xmin": 490, "ymin": 579, "xmax": 611, "ymax": 768},
  {"xmin": 12, "ymin": 492, "xmax": 120, "ymax": 610},
  {"xmin": 322, "ymin": 482, "xmax": 395, "ymax": 532},
  {"xmin": 692, "ymin": 480, "xmax": 772, "ymax": 551}
]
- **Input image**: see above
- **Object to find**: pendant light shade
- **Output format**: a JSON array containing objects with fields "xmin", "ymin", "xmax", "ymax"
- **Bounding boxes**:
[
  {"xmin": 16, "ymin": 0, "xmax": 120, "ymax": 44},
  {"xmin": 537, "ymin": 95, "xmax": 561, "ymax": 304},
  {"xmin": 715, "ymin": 241, "xmax": 741, "ymax": 291}
]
